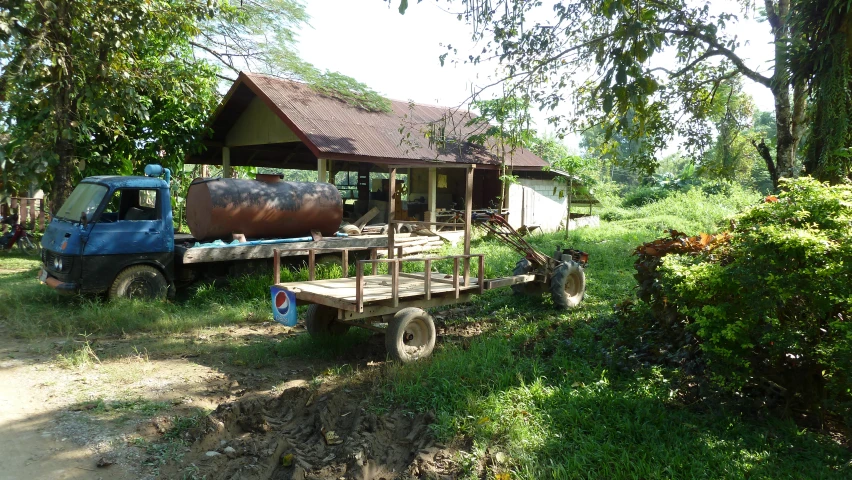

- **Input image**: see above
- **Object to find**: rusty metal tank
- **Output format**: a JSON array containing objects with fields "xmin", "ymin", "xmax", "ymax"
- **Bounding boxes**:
[{"xmin": 185, "ymin": 178, "xmax": 343, "ymax": 240}]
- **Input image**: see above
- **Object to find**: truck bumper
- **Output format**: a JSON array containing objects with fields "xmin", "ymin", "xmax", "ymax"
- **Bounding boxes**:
[{"xmin": 39, "ymin": 268, "xmax": 79, "ymax": 295}]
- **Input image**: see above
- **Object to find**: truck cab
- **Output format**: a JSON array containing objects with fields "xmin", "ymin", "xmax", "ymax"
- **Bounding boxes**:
[{"xmin": 39, "ymin": 165, "xmax": 175, "ymax": 299}]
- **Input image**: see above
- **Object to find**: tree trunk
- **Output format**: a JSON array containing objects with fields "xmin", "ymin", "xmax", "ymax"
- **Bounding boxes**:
[
  {"xmin": 770, "ymin": 0, "xmax": 796, "ymax": 185},
  {"xmin": 48, "ymin": 0, "xmax": 75, "ymax": 212}
]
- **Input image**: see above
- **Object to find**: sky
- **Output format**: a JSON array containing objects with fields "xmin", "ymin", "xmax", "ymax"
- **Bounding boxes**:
[{"xmin": 296, "ymin": 0, "xmax": 777, "ymax": 151}]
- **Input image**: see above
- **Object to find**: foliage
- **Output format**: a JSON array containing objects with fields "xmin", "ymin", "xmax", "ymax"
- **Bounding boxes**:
[
  {"xmin": 398, "ymin": 0, "xmax": 808, "ymax": 188},
  {"xmin": 0, "ymin": 0, "xmax": 220, "ymax": 204},
  {"xmin": 0, "ymin": 0, "xmax": 388, "ymax": 207},
  {"xmin": 630, "ymin": 178, "xmax": 852, "ymax": 422},
  {"xmin": 790, "ymin": 0, "xmax": 852, "ymax": 183}
]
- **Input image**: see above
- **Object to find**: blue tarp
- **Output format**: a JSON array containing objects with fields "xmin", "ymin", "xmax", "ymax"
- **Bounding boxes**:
[{"xmin": 191, "ymin": 232, "xmax": 348, "ymax": 249}]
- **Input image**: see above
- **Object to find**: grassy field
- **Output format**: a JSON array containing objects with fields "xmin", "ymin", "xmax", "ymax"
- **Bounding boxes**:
[{"xmin": 2, "ymin": 184, "xmax": 849, "ymax": 478}]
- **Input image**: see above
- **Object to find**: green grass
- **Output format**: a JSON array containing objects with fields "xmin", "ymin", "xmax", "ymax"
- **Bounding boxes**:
[
  {"xmin": 378, "ymin": 187, "xmax": 850, "ymax": 479},
  {"xmin": 0, "ymin": 254, "xmax": 347, "ymax": 338}
]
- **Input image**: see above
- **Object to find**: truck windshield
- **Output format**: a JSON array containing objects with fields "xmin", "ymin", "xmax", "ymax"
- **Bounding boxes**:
[{"xmin": 55, "ymin": 183, "xmax": 108, "ymax": 222}]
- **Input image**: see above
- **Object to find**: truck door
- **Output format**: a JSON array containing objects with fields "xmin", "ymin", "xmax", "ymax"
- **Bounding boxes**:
[{"xmin": 81, "ymin": 188, "xmax": 171, "ymax": 290}]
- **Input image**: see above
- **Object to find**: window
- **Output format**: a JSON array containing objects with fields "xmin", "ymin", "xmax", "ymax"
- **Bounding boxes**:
[
  {"xmin": 55, "ymin": 183, "xmax": 108, "ymax": 222},
  {"xmin": 98, "ymin": 188, "xmax": 160, "ymax": 222}
]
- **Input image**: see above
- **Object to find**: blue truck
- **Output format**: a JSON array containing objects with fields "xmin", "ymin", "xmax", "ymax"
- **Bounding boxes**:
[{"xmin": 38, "ymin": 165, "xmax": 388, "ymax": 300}]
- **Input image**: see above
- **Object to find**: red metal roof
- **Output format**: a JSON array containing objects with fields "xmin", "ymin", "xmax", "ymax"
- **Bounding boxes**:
[{"xmin": 216, "ymin": 72, "xmax": 549, "ymax": 170}]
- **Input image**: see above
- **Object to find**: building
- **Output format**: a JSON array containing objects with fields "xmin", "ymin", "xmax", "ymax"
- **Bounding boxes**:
[{"xmin": 187, "ymin": 72, "xmax": 596, "ymax": 232}]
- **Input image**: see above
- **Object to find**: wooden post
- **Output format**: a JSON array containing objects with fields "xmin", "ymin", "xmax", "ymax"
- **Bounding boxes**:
[
  {"xmin": 317, "ymin": 158, "xmax": 328, "ymax": 183},
  {"xmin": 308, "ymin": 249, "xmax": 316, "ymax": 281},
  {"xmin": 222, "ymin": 146, "xmax": 232, "ymax": 178},
  {"xmin": 356, "ymin": 261, "xmax": 364, "ymax": 312},
  {"xmin": 424, "ymin": 258, "xmax": 432, "ymax": 300},
  {"xmin": 453, "ymin": 257, "xmax": 460, "ymax": 298},
  {"xmin": 39, "ymin": 198, "xmax": 45, "ymax": 231},
  {"xmin": 478, "ymin": 254, "xmax": 485, "ymax": 294},
  {"xmin": 273, "ymin": 249, "xmax": 281, "ymax": 285},
  {"xmin": 463, "ymin": 165, "xmax": 474, "ymax": 286},
  {"xmin": 427, "ymin": 167, "xmax": 437, "ymax": 231},
  {"xmin": 370, "ymin": 248, "xmax": 377, "ymax": 275},
  {"xmin": 28, "ymin": 199, "xmax": 35, "ymax": 229},
  {"xmin": 341, "ymin": 249, "xmax": 349, "ymax": 278},
  {"xmin": 388, "ymin": 167, "xmax": 396, "ymax": 260},
  {"xmin": 391, "ymin": 258, "xmax": 400, "ymax": 307}
]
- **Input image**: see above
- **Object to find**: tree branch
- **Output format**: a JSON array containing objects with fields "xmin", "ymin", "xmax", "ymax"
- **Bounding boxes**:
[
  {"xmin": 189, "ymin": 41, "xmax": 240, "ymax": 73},
  {"xmin": 659, "ymin": 28, "xmax": 772, "ymax": 87}
]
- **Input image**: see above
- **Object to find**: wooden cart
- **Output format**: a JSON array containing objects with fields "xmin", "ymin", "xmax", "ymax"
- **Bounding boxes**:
[{"xmin": 269, "ymin": 166, "xmax": 588, "ymax": 362}]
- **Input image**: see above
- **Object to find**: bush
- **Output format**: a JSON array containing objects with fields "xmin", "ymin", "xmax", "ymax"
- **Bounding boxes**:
[
  {"xmin": 658, "ymin": 178, "xmax": 852, "ymax": 421},
  {"xmin": 622, "ymin": 185, "xmax": 671, "ymax": 207}
]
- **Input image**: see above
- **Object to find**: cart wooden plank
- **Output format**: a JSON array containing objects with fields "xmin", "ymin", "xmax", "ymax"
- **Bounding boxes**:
[
  {"xmin": 275, "ymin": 272, "xmax": 480, "ymax": 307},
  {"xmin": 179, "ymin": 235, "xmax": 390, "ymax": 264}
]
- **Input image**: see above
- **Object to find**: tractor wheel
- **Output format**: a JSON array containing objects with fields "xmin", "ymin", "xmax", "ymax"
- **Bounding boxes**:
[
  {"xmin": 511, "ymin": 258, "xmax": 545, "ymax": 296},
  {"xmin": 305, "ymin": 304, "xmax": 350, "ymax": 337},
  {"xmin": 385, "ymin": 307, "xmax": 436, "ymax": 363},
  {"xmin": 109, "ymin": 265, "xmax": 168, "ymax": 301},
  {"xmin": 549, "ymin": 260, "xmax": 586, "ymax": 309}
]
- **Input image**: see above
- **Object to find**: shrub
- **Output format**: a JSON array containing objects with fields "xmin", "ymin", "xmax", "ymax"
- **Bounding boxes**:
[
  {"xmin": 622, "ymin": 185, "xmax": 671, "ymax": 207},
  {"xmin": 658, "ymin": 178, "xmax": 852, "ymax": 421}
]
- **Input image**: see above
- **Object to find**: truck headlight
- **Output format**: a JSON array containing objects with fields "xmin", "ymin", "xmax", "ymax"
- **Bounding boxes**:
[{"xmin": 54, "ymin": 257, "xmax": 63, "ymax": 271}]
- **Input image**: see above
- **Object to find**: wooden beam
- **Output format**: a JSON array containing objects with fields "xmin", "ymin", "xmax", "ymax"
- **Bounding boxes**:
[
  {"xmin": 273, "ymin": 249, "xmax": 281, "ymax": 284},
  {"xmin": 424, "ymin": 259, "xmax": 432, "ymax": 300},
  {"xmin": 463, "ymin": 165, "xmax": 474, "ymax": 286},
  {"xmin": 485, "ymin": 274, "xmax": 536, "ymax": 290},
  {"xmin": 222, "ymin": 146, "xmax": 231, "ymax": 178},
  {"xmin": 388, "ymin": 167, "xmax": 396, "ymax": 260},
  {"xmin": 317, "ymin": 158, "xmax": 328, "ymax": 183},
  {"xmin": 428, "ymin": 167, "xmax": 437, "ymax": 231}
]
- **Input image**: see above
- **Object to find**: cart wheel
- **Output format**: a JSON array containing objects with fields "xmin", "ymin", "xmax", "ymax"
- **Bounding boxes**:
[
  {"xmin": 385, "ymin": 308, "xmax": 436, "ymax": 363},
  {"xmin": 549, "ymin": 260, "xmax": 586, "ymax": 309},
  {"xmin": 511, "ymin": 258, "xmax": 545, "ymax": 296},
  {"xmin": 305, "ymin": 304, "xmax": 351, "ymax": 337}
]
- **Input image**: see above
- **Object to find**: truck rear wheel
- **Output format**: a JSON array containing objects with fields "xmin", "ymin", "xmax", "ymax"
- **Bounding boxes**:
[
  {"xmin": 109, "ymin": 265, "xmax": 168, "ymax": 301},
  {"xmin": 385, "ymin": 307, "xmax": 436, "ymax": 363},
  {"xmin": 549, "ymin": 260, "xmax": 586, "ymax": 309},
  {"xmin": 305, "ymin": 304, "xmax": 350, "ymax": 337}
]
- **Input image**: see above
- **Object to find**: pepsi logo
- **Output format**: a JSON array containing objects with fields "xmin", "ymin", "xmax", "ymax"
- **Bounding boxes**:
[{"xmin": 274, "ymin": 290, "xmax": 290, "ymax": 315}]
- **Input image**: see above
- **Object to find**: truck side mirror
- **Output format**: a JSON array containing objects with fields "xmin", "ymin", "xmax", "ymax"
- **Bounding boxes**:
[{"xmin": 80, "ymin": 211, "xmax": 88, "ymax": 228}]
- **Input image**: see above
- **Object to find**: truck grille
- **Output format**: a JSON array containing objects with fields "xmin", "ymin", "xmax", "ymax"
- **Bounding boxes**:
[{"xmin": 43, "ymin": 250, "xmax": 73, "ymax": 274}]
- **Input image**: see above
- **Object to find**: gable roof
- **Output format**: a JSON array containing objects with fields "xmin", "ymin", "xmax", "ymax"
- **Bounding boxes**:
[{"xmin": 199, "ymin": 72, "xmax": 548, "ymax": 170}]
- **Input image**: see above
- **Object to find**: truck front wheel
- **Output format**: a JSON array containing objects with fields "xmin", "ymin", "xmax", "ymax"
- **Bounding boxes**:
[{"xmin": 109, "ymin": 265, "xmax": 168, "ymax": 301}]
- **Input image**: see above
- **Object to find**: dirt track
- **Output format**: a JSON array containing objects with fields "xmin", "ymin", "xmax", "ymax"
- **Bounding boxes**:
[{"xmin": 0, "ymin": 322, "xmax": 467, "ymax": 479}]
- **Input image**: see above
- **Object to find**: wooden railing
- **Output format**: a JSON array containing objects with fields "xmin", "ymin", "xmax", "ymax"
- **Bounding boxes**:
[
  {"xmin": 1, "ymin": 197, "xmax": 48, "ymax": 234},
  {"xmin": 355, "ymin": 253, "xmax": 485, "ymax": 312}
]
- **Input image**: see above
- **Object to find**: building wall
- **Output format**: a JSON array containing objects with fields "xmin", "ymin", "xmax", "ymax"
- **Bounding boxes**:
[
  {"xmin": 226, "ymin": 97, "xmax": 301, "ymax": 147},
  {"xmin": 508, "ymin": 178, "xmax": 568, "ymax": 232}
]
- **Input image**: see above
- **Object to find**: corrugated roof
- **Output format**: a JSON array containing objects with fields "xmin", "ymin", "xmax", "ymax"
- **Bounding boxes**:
[{"xmin": 228, "ymin": 72, "xmax": 548, "ymax": 169}]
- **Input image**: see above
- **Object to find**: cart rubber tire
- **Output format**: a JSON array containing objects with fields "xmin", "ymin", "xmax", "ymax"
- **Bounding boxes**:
[
  {"xmin": 18, "ymin": 235, "xmax": 40, "ymax": 256},
  {"xmin": 385, "ymin": 307, "xmax": 436, "ymax": 363},
  {"xmin": 511, "ymin": 258, "xmax": 545, "ymax": 296},
  {"xmin": 305, "ymin": 304, "xmax": 351, "ymax": 337},
  {"xmin": 109, "ymin": 265, "xmax": 168, "ymax": 301},
  {"xmin": 549, "ymin": 260, "xmax": 586, "ymax": 309}
]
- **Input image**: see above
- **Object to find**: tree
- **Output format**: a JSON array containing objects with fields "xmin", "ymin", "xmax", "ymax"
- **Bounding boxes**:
[
  {"xmin": 790, "ymin": 0, "xmax": 852, "ymax": 183},
  {"xmin": 1, "ymin": 0, "xmax": 389, "ymax": 209},
  {"xmin": 0, "ymin": 0, "xmax": 219, "ymax": 208},
  {"xmin": 396, "ymin": 0, "xmax": 809, "ymax": 190},
  {"xmin": 467, "ymin": 96, "xmax": 534, "ymax": 208},
  {"xmin": 195, "ymin": 0, "xmax": 390, "ymax": 112}
]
